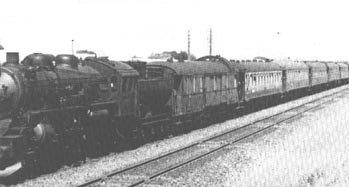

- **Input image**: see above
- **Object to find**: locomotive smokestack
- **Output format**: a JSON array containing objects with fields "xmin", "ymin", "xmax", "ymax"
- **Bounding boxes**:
[{"xmin": 6, "ymin": 52, "xmax": 20, "ymax": 65}]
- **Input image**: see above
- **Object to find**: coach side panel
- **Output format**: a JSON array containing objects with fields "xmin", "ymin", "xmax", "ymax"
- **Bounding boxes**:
[{"xmin": 243, "ymin": 71, "xmax": 283, "ymax": 101}]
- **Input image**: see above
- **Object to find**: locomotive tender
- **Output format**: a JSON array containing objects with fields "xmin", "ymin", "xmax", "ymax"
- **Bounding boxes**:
[{"xmin": 0, "ymin": 53, "xmax": 347, "ymax": 179}]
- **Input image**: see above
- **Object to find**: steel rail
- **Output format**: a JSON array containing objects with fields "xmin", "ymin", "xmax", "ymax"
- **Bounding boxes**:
[{"xmin": 77, "ymin": 87, "xmax": 349, "ymax": 187}]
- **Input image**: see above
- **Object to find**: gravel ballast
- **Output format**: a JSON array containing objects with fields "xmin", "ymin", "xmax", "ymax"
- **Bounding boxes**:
[
  {"xmin": 11, "ymin": 85, "xmax": 349, "ymax": 187},
  {"xmin": 164, "ymin": 88, "xmax": 349, "ymax": 186}
]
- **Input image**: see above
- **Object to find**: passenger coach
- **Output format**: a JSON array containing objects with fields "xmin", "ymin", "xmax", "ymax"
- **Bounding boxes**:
[
  {"xmin": 234, "ymin": 60, "xmax": 283, "ymax": 101},
  {"xmin": 147, "ymin": 56, "xmax": 239, "ymax": 117}
]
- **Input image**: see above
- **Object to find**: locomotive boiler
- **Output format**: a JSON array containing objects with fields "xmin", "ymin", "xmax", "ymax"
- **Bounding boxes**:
[{"xmin": 0, "ymin": 53, "xmax": 139, "ymax": 178}]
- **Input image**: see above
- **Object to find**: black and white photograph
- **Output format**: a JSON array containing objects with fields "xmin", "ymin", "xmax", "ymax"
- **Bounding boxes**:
[{"xmin": 0, "ymin": 0, "xmax": 349, "ymax": 186}]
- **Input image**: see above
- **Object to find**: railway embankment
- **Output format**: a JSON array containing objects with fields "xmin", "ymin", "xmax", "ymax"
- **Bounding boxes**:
[{"xmin": 163, "ymin": 86, "xmax": 349, "ymax": 186}]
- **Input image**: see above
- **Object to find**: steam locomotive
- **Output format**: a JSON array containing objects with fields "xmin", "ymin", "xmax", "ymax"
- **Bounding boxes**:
[{"xmin": 0, "ymin": 52, "xmax": 347, "ymax": 180}]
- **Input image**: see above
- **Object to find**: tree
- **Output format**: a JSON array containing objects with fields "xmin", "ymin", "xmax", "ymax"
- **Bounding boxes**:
[
  {"xmin": 149, "ymin": 51, "xmax": 195, "ymax": 62},
  {"xmin": 164, "ymin": 51, "xmax": 192, "ymax": 62}
]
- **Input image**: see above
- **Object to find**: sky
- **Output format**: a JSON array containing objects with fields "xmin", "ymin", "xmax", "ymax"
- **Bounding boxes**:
[{"xmin": 1, "ymin": 0, "xmax": 349, "ymax": 62}]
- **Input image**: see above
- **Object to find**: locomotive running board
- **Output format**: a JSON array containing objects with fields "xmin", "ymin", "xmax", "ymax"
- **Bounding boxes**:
[
  {"xmin": 0, "ymin": 162, "xmax": 22, "ymax": 178},
  {"xmin": 141, "ymin": 118, "xmax": 170, "ymax": 126}
]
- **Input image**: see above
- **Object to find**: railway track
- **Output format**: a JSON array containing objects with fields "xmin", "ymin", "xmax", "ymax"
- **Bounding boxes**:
[{"xmin": 77, "ymin": 87, "xmax": 349, "ymax": 187}]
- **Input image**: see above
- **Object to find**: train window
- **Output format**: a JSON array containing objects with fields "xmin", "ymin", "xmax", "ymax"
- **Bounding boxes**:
[
  {"xmin": 223, "ymin": 75, "xmax": 229, "ymax": 88},
  {"xmin": 184, "ymin": 78, "xmax": 188, "ymax": 94},
  {"xmin": 271, "ymin": 73, "xmax": 275, "ymax": 83},
  {"xmin": 192, "ymin": 77, "xmax": 196, "ymax": 93},
  {"xmin": 186, "ymin": 77, "xmax": 190, "ymax": 94},
  {"xmin": 271, "ymin": 73, "xmax": 273, "ymax": 83},
  {"xmin": 122, "ymin": 78, "xmax": 127, "ymax": 92},
  {"xmin": 261, "ymin": 74, "xmax": 265, "ymax": 85},
  {"xmin": 123, "ymin": 78, "xmax": 130, "ymax": 92},
  {"xmin": 266, "ymin": 74, "xmax": 268, "ymax": 84},
  {"xmin": 212, "ymin": 76, "xmax": 217, "ymax": 90},
  {"xmin": 222, "ymin": 75, "xmax": 226, "ymax": 89},
  {"xmin": 206, "ymin": 76, "xmax": 212, "ymax": 91},
  {"xmin": 183, "ymin": 78, "xmax": 186, "ymax": 93},
  {"xmin": 246, "ymin": 74, "xmax": 249, "ymax": 85},
  {"xmin": 252, "ymin": 75, "xmax": 255, "ymax": 87},
  {"xmin": 262, "ymin": 74, "xmax": 264, "ymax": 84},
  {"xmin": 271, "ymin": 73, "xmax": 274, "ymax": 83},
  {"xmin": 253, "ymin": 75, "xmax": 257, "ymax": 86},
  {"xmin": 193, "ymin": 77, "xmax": 198, "ymax": 93},
  {"xmin": 217, "ymin": 75, "xmax": 222, "ymax": 90},
  {"xmin": 262, "ymin": 74, "xmax": 265, "ymax": 85},
  {"xmin": 189, "ymin": 77, "xmax": 194, "ymax": 93},
  {"xmin": 199, "ymin": 77, "xmax": 203, "ymax": 92},
  {"xmin": 128, "ymin": 78, "xmax": 134, "ymax": 92},
  {"xmin": 276, "ymin": 73, "xmax": 278, "ymax": 81},
  {"xmin": 257, "ymin": 76, "xmax": 260, "ymax": 86}
]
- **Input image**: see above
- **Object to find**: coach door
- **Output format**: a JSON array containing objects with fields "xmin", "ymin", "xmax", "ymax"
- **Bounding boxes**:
[
  {"xmin": 237, "ymin": 71, "xmax": 245, "ymax": 102},
  {"xmin": 282, "ymin": 70, "xmax": 287, "ymax": 92},
  {"xmin": 121, "ymin": 77, "xmax": 136, "ymax": 116},
  {"xmin": 309, "ymin": 68, "xmax": 313, "ymax": 86}
]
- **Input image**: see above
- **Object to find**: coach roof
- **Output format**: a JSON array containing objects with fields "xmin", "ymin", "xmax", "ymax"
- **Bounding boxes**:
[
  {"xmin": 149, "ymin": 60, "xmax": 229, "ymax": 75},
  {"xmin": 85, "ymin": 57, "xmax": 139, "ymax": 77},
  {"xmin": 273, "ymin": 59, "xmax": 309, "ymax": 70},
  {"xmin": 235, "ymin": 61, "xmax": 283, "ymax": 72},
  {"xmin": 336, "ymin": 62, "xmax": 348, "ymax": 69},
  {"xmin": 304, "ymin": 61, "xmax": 327, "ymax": 70},
  {"xmin": 322, "ymin": 62, "xmax": 340, "ymax": 69}
]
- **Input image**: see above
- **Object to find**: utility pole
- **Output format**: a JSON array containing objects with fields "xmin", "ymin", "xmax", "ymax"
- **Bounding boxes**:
[
  {"xmin": 0, "ymin": 44, "xmax": 4, "ymax": 65},
  {"xmin": 71, "ymin": 39, "xmax": 74, "ymax": 55},
  {"xmin": 209, "ymin": 28, "xmax": 212, "ymax": 56},
  {"xmin": 187, "ymin": 30, "xmax": 191, "ymax": 61}
]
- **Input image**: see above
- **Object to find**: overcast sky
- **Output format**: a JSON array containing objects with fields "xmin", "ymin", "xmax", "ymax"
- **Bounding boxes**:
[{"xmin": 1, "ymin": 0, "xmax": 349, "ymax": 61}]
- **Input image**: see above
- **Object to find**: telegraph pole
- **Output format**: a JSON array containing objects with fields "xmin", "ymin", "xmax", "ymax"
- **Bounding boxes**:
[
  {"xmin": 187, "ymin": 30, "xmax": 191, "ymax": 61},
  {"xmin": 0, "ymin": 44, "xmax": 4, "ymax": 65},
  {"xmin": 71, "ymin": 39, "xmax": 74, "ymax": 55},
  {"xmin": 209, "ymin": 28, "xmax": 212, "ymax": 56}
]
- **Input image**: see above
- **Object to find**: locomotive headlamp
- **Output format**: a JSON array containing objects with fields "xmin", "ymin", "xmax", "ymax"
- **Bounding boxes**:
[{"xmin": 33, "ymin": 123, "xmax": 55, "ymax": 144}]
